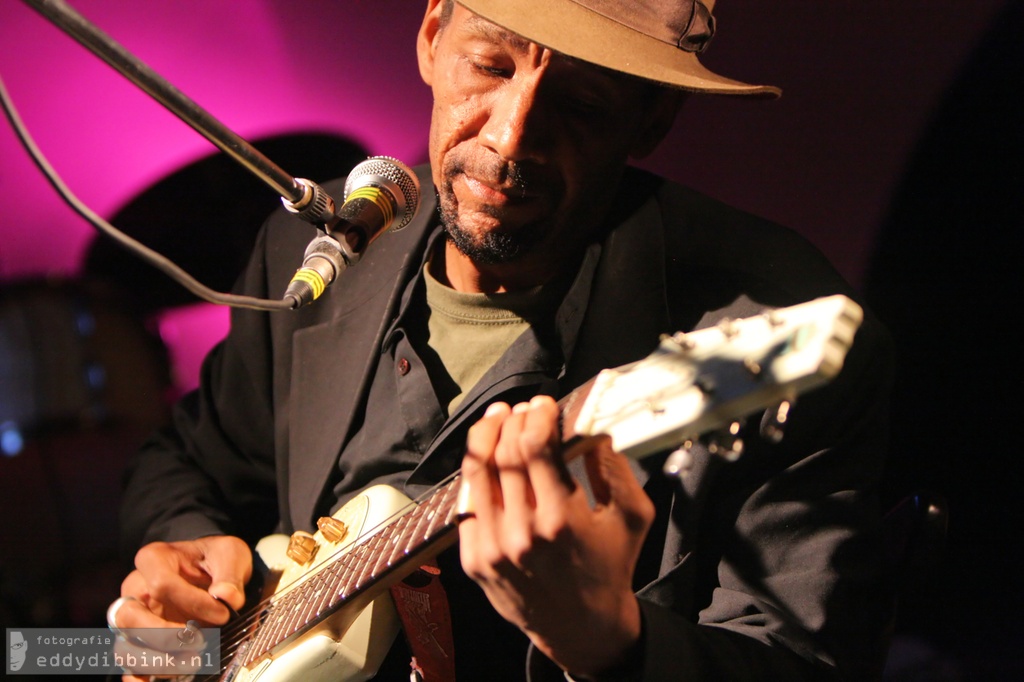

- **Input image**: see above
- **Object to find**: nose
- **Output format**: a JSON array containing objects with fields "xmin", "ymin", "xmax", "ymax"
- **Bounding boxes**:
[{"xmin": 478, "ymin": 74, "xmax": 550, "ymax": 163}]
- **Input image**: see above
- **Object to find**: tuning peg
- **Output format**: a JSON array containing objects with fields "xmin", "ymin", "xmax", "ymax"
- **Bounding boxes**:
[
  {"xmin": 317, "ymin": 516, "xmax": 348, "ymax": 543},
  {"xmin": 707, "ymin": 421, "xmax": 744, "ymax": 462},
  {"xmin": 286, "ymin": 531, "xmax": 318, "ymax": 564},
  {"xmin": 762, "ymin": 400, "xmax": 792, "ymax": 444},
  {"xmin": 663, "ymin": 331, "xmax": 696, "ymax": 352},
  {"xmin": 715, "ymin": 318, "xmax": 739, "ymax": 339},
  {"xmin": 664, "ymin": 441, "xmax": 695, "ymax": 477}
]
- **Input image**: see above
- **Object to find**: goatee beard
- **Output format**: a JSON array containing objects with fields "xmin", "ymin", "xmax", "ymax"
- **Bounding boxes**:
[
  {"xmin": 439, "ymin": 201, "xmax": 545, "ymax": 266},
  {"xmin": 437, "ymin": 158, "xmax": 546, "ymax": 266}
]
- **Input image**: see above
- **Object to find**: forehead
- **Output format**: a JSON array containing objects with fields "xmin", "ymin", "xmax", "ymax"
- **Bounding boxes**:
[
  {"xmin": 455, "ymin": 7, "xmax": 533, "ymax": 52},
  {"xmin": 447, "ymin": 5, "xmax": 652, "ymax": 89}
]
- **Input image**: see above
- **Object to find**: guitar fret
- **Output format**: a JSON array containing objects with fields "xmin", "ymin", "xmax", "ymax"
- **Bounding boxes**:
[
  {"xmin": 246, "ymin": 597, "xmax": 286, "ymax": 663},
  {"xmin": 267, "ymin": 592, "xmax": 295, "ymax": 641},
  {"xmin": 345, "ymin": 542, "xmax": 375, "ymax": 592},
  {"xmin": 295, "ymin": 569, "xmax": 328, "ymax": 627},
  {"xmin": 316, "ymin": 556, "xmax": 343, "ymax": 613},
  {"xmin": 440, "ymin": 479, "xmax": 461, "ymax": 525},
  {"xmin": 390, "ymin": 504, "xmax": 426, "ymax": 563},
  {"xmin": 403, "ymin": 482, "xmax": 451, "ymax": 555},
  {"xmin": 368, "ymin": 522, "xmax": 400, "ymax": 578},
  {"xmin": 337, "ymin": 548, "xmax": 360, "ymax": 597},
  {"xmin": 393, "ymin": 503, "xmax": 429, "ymax": 563},
  {"xmin": 424, "ymin": 481, "xmax": 458, "ymax": 539},
  {"xmin": 383, "ymin": 506, "xmax": 419, "ymax": 566},
  {"xmin": 401, "ymin": 497, "xmax": 435, "ymax": 556},
  {"xmin": 287, "ymin": 581, "xmax": 312, "ymax": 635},
  {"xmin": 278, "ymin": 585, "xmax": 307, "ymax": 644},
  {"xmin": 278, "ymin": 569, "xmax": 328, "ymax": 647},
  {"xmin": 240, "ymin": 609, "xmax": 266, "ymax": 665},
  {"xmin": 364, "ymin": 534, "xmax": 389, "ymax": 583},
  {"xmin": 333, "ymin": 549, "xmax": 362, "ymax": 600},
  {"xmin": 317, "ymin": 556, "xmax": 347, "ymax": 614},
  {"xmin": 419, "ymin": 488, "xmax": 447, "ymax": 542},
  {"xmin": 296, "ymin": 553, "xmax": 354, "ymax": 633},
  {"xmin": 284, "ymin": 577, "xmax": 318, "ymax": 639},
  {"xmin": 314, "ymin": 565, "xmax": 337, "ymax": 616}
]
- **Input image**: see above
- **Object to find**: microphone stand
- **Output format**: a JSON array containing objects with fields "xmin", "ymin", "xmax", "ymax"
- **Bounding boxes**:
[{"xmin": 20, "ymin": 0, "xmax": 335, "ymax": 227}]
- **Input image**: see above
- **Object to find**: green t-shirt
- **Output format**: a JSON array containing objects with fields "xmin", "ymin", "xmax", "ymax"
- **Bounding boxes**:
[{"xmin": 423, "ymin": 264, "xmax": 560, "ymax": 414}]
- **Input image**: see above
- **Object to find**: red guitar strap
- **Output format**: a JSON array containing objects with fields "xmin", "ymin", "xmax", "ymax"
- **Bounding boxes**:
[{"xmin": 389, "ymin": 561, "xmax": 457, "ymax": 682}]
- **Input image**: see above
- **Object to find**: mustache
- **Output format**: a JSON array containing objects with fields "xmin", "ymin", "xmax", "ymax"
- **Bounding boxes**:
[{"xmin": 446, "ymin": 154, "xmax": 546, "ymax": 194}]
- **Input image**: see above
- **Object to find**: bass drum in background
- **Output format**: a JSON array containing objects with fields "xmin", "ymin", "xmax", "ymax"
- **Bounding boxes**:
[{"xmin": 0, "ymin": 278, "xmax": 171, "ymax": 628}]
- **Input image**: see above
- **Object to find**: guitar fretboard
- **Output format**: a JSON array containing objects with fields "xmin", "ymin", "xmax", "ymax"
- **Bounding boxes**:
[{"xmin": 241, "ymin": 477, "xmax": 463, "ymax": 665}]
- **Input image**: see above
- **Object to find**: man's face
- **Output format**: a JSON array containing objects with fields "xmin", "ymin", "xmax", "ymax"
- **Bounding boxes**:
[
  {"xmin": 418, "ymin": 3, "xmax": 668, "ymax": 277},
  {"xmin": 9, "ymin": 631, "xmax": 27, "ymax": 671}
]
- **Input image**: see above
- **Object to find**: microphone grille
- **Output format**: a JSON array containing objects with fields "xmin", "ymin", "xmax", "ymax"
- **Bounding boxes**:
[{"xmin": 344, "ymin": 156, "xmax": 420, "ymax": 230}]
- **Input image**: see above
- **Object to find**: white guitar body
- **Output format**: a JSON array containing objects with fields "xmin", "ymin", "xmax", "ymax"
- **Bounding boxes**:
[{"xmin": 235, "ymin": 485, "xmax": 413, "ymax": 682}]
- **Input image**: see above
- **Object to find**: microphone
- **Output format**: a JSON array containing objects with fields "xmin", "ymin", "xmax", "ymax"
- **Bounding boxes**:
[{"xmin": 284, "ymin": 156, "xmax": 420, "ymax": 308}]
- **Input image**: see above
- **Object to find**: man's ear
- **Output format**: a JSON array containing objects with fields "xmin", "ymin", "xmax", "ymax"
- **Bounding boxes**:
[
  {"xmin": 629, "ymin": 89, "xmax": 687, "ymax": 159},
  {"xmin": 417, "ymin": 0, "xmax": 446, "ymax": 86}
]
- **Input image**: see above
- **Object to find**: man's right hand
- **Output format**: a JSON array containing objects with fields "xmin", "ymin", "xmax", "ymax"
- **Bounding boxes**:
[{"xmin": 113, "ymin": 535, "xmax": 252, "ymax": 682}]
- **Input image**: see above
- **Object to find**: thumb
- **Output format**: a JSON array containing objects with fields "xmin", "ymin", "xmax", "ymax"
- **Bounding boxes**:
[
  {"xmin": 584, "ymin": 438, "xmax": 655, "ymax": 533},
  {"xmin": 199, "ymin": 536, "xmax": 252, "ymax": 612}
]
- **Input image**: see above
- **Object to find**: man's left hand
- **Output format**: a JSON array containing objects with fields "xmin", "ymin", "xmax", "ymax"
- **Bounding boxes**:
[{"xmin": 459, "ymin": 395, "xmax": 655, "ymax": 677}]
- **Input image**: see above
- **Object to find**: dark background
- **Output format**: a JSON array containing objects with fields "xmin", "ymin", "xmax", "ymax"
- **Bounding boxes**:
[{"xmin": 2, "ymin": 1, "xmax": 1020, "ymax": 679}]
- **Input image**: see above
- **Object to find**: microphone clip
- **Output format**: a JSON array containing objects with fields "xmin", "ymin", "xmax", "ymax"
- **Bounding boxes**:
[
  {"xmin": 282, "ymin": 178, "xmax": 337, "ymax": 226},
  {"xmin": 283, "ymin": 233, "xmax": 356, "ymax": 308},
  {"xmin": 283, "ymin": 156, "xmax": 420, "ymax": 309}
]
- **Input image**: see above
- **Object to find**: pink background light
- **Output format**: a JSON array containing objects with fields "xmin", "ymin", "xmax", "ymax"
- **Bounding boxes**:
[
  {"xmin": 0, "ymin": 0, "xmax": 432, "ymax": 280},
  {"xmin": 0, "ymin": 1, "xmax": 1005, "ymax": 286},
  {"xmin": 1, "ymin": 0, "xmax": 1006, "ymax": 393}
]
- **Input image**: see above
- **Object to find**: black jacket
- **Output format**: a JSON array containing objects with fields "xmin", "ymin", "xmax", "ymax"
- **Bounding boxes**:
[{"xmin": 122, "ymin": 166, "xmax": 894, "ymax": 681}]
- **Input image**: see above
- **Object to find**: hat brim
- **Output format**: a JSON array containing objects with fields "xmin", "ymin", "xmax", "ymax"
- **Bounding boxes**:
[{"xmin": 456, "ymin": 0, "xmax": 781, "ymax": 97}]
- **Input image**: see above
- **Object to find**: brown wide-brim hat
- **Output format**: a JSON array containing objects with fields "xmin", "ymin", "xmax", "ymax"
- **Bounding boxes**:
[{"xmin": 456, "ymin": 0, "xmax": 781, "ymax": 97}]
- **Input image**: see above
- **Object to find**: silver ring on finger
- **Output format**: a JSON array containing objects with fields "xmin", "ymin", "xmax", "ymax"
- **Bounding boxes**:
[{"xmin": 105, "ymin": 595, "xmax": 141, "ymax": 634}]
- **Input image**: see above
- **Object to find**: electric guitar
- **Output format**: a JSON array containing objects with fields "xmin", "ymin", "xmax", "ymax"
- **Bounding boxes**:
[{"xmin": 203, "ymin": 294, "xmax": 863, "ymax": 681}]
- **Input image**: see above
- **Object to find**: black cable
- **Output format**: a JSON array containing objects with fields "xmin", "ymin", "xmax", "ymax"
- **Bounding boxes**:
[{"xmin": 0, "ymin": 71, "xmax": 296, "ymax": 312}]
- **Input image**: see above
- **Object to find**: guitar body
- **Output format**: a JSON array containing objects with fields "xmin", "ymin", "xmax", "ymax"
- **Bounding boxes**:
[{"xmin": 235, "ymin": 485, "xmax": 412, "ymax": 682}]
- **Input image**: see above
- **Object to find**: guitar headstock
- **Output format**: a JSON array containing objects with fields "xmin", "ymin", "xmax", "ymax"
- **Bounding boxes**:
[{"xmin": 571, "ymin": 295, "xmax": 863, "ymax": 462}]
